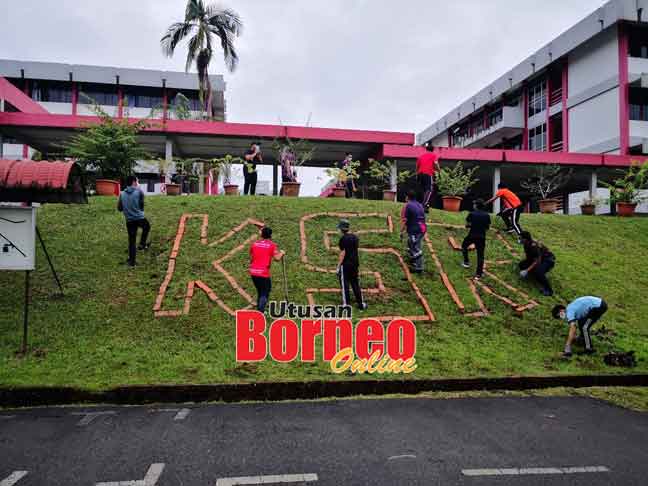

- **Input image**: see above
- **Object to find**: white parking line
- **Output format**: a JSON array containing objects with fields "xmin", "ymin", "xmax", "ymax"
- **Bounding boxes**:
[
  {"xmin": 215, "ymin": 473, "xmax": 318, "ymax": 485},
  {"xmin": 0, "ymin": 471, "xmax": 28, "ymax": 486},
  {"xmin": 95, "ymin": 463, "xmax": 164, "ymax": 486},
  {"xmin": 149, "ymin": 408, "xmax": 191, "ymax": 421},
  {"xmin": 462, "ymin": 466, "xmax": 610, "ymax": 476},
  {"xmin": 388, "ymin": 454, "xmax": 417, "ymax": 460},
  {"xmin": 71, "ymin": 411, "xmax": 117, "ymax": 426}
]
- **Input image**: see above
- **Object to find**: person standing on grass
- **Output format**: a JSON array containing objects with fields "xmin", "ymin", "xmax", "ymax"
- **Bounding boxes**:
[
  {"xmin": 485, "ymin": 182, "xmax": 523, "ymax": 235},
  {"xmin": 552, "ymin": 296, "xmax": 608, "ymax": 357},
  {"xmin": 401, "ymin": 190, "xmax": 427, "ymax": 274},
  {"xmin": 117, "ymin": 175, "xmax": 150, "ymax": 267},
  {"xmin": 249, "ymin": 227, "xmax": 285, "ymax": 312},
  {"xmin": 336, "ymin": 219, "xmax": 368, "ymax": 311},
  {"xmin": 518, "ymin": 231, "xmax": 555, "ymax": 296},
  {"xmin": 243, "ymin": 142, "xmax": 262, "ymax": 195},
  {"xmin": 338, "ymin": 152, "xmax": 356, "ymax": 198},
  {"xmin": 461, "ymin": 199, "xmax": 491, "ymax": 280},
  {"xmin": 415, "ymin": 145, "xmax": 440, "ymax": 212}
]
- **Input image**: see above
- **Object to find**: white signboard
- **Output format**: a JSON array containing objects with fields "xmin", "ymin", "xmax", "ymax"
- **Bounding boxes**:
[{"xmin": 0, "ymin": 206, "xmax": 36, "ymax": 271}]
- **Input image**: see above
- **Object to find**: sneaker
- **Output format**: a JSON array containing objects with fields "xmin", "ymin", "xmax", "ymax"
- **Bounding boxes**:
[
  {"xmin": 358, "ymin": 302, "xmax": 368, "ymax": 311},
  {"xmin": 474, "ymin": 274, "xmax": 483, "ymax": 280},
  {"xmin": 138, "ymin": 242, "xmax": 151, "ymax": 251},
  {"xmin": 461, "ymin": 262, "xmax": 471, "ymax": 269},
  {"xmin": 541, "ymin": 288, "xmax": 554, "ymax": 296},
  {"xmin": 506, "ymin": 228, "xmax": 516, "ymax": 234}
]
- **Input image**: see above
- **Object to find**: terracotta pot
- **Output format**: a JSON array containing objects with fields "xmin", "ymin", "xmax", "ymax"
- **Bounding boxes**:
[
  {"xmin": 383, "ymin": 189, "xmax": 397, "ymax": 201},
  {"xmin": 539, "ymin": 198, "xmax": 558, "ymax": 214},
  {"xmin": 95, "ymin": 179, "xmax": 120, "ymax": 196},
  {"xmin": 333, "ymin": 187, "xmax": 346, "ymax": 198},
  {"xmin": 282, "ymin": 182, "xmax": 301, "ymax": 197},
  {"xmin": 616, "ymin": 201, "xmax": 637, "ymax": 217},
  {"xmin": 442, "ymin": 196, "xmax": 462, "ymax": 212},
  {"xmin": 166, "ymin": 183, "xmax": 181, "ymax": 196},
  {"xmin": 224, "ymin": 184, "xmax": 239, "ymax": 196},
  {"xmin": 580, "ymin": 204, "xmax": 596, "ymax": 215}
]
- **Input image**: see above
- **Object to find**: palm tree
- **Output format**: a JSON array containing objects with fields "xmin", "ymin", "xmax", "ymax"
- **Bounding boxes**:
[{"xmin": 161, "ymin": 0, "xmax": 242, "ymax": 118}]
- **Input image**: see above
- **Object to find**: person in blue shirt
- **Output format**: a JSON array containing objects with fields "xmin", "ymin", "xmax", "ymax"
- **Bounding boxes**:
[
  {"xmin": 400, "ymin": 190, "xmax": 427, "ymax": 274},
  {"xmin": 552, "ymin": 296, "xmax": 608, "ymax": 357},
  {"xmin": 117, "ymin": 175, "xmax": 151, "ymax": 267}
]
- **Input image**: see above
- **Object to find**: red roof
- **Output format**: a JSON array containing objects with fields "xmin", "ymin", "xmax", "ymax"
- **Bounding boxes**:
[{"xmin": 0, "ymin": 160, "xmax": 76, "ymax": 190}]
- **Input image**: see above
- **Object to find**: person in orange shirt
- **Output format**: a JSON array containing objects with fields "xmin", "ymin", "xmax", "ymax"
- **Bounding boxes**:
[{"xmin": 485, "ymin": 182, "xmax": 524, "ymax": 235}]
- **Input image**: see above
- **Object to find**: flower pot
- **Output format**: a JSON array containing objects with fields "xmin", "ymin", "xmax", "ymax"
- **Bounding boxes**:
[
  {"xmin": 539, "ymin": 198, "xmax": 558, "ymax": 214},
  {"xmin": 282, "ymin": 182, "xmax": 301, "ymax": 197},
  {"xmin": 442, "ymin": 196, "xmax": 462, "ymax": 212},
  {"xmin": 383, "ymin": 189, "xmax": 397, "ymax": 201},
  {"xmin": 333, "ymin": 187, "xmax": 346, "ymax": 198},
  {"xmin": 224, "ymin": 184, "xmax": 239, "ymax": 196},
  {"xmin": 580, "ymin": 204, "xmax": 596, "ymax": 215},
  {"xmin": 95, "ymin": 179, "xmax": 120, "ymax": 196},
  {"xmin": 616, "ymin": 201, "xmax": 637, "ymax": 217},
  {"xmin": 165, "ymin": 183, "xmax": 181, "ymax": 196}
]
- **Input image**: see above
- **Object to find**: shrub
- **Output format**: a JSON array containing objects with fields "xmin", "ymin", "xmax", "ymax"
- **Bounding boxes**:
[{"xmin": 435, "ymin": 161, "xmax": 478, "ymax": 197}]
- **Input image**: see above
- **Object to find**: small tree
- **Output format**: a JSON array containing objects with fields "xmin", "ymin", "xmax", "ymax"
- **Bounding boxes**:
[
  {"xmin": 602, "ymin": 161, "xmax": 648, "ymax": 204},
  {"xmin": 366, "ymin": 159, "xmax": 394, "ymax": 191},
  {"xmin": 271, "ymin": 136, "xmax": 316, "ymax": 182},
  {"xmin": 211, "ymin": 154, "xmax": 243, "ymax": 185},
  {"xmin": 435, "ymin": 161, "xmax": 478, "ymax": 197},
  {"xmin": 172, "ymin": 93, "xmax": 193, "ymax": 120},
  {"xmin": 63, "ymin": 99, "xmax": 152, "ymax": 181},
  {"xmin": 521, "ymin": 165, "xmax": 571, "ymax": 200}
]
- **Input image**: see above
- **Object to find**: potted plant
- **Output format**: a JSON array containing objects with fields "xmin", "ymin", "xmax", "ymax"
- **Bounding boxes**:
[
  {"xmin": 272, "ymin": 136, "xmax": 316, "ymax": 197},
  {"xmin": 603, "ymin": 161, "xmax": 648, "ymax": 217},
  {"xmin": 580, "ymin": 196, "xmax": 602, "ymax": 215},
  {"xmin": 435, "ymin": 161, "xmax": 478, "ymax": 212},
  {"xmin": 521, "ymin": 165, "xmax": 571, "ymax": 214},
  {"xmin": 212, "ymin": 154, "xmax": 243, "ymax": 195},
  {"xmin": 63, "ymin": 97, "xmax": 152, "ymax": 196},
  {"xmin": 323, "ymin": 167, "xmax": 347, "ymax": 197},
  {"xmin": 367, "ymin": 159, "xmax": 398, "ymax": 201}
]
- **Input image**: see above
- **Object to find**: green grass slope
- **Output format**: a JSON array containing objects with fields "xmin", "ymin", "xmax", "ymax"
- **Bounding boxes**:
[{"xmin": 1, "ymin": 195, "xmax": 647, "ymax": 390}]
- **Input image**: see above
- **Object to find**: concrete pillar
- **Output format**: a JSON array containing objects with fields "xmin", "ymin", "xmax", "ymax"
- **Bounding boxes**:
[
  {"xmin": 273, "ymin": 158, "xmax": 278, "ymax": 196},
  {"xmin": 589, "ymin": 170, "xmax": 598, "ymax": 199},
  {"xmin": 165, "ymin": 138, "xmax": 173, "ymax": 184},
  {"xmin": 492, "ymin": 166, "xmax": 501, "ymax": 214},
  {"xmin": 198, "ymin": 162, "xmax": 205, "ymax": 194},
  {"xmin": 390, "ymin": 160, "xmax": 397, "ymax": 190}
]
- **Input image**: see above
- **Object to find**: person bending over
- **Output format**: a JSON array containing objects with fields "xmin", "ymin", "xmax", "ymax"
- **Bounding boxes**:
[
  {"xmin": 461, "ymin": 199, "xmax": 491, "ymax": 279},
  {"xmin": 117, "ymin": 175, "xmax": 150, "ymax": 267},
  {"xmin": 486, "ymin": 182, "xmax": 523, "ymax": 235},
  {"xmin": 552, "ymin": 296, "xmax": 608, "ymax": 357},
  {"xmin": 336, "ymin": 219, "xmax": 368, "ymax": 310},
  {"xmin": 401, "ymin": 190, "xmax": 427, "ymax": 274},
  {"xmin": 518, "ymin": 231, "xmax": 555, "ymax": 296},
  {"xmin": 249, "ymin": 227, "xmax": 285, "ymax": 312}
]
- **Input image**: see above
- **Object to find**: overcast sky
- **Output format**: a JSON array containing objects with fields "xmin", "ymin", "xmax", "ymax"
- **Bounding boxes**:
[{"xmin": 2, "ymin": 0, "xmax": 603, "ymax": 194}]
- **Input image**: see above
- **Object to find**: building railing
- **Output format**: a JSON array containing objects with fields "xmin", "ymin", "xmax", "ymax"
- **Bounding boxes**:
[
  {"xmin": 549, "ymin": 88, "xmax": 562, "ymax": 107},
  {"xmin": 550, "ymin": 140, "xmax": 564, "ymax": 152}
]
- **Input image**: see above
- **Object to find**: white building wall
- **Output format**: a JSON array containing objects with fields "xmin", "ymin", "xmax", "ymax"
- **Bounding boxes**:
[
  {"xmin": 569, "ymin": 87, "xmax": 620, "ymax": 152},
  {"xmin": 39, "ymin": 102, "xmax": 73, "ymax": 115},
  {"xmin": 568, "ymin": 27, "xmax": 619, "ymax": 97}
]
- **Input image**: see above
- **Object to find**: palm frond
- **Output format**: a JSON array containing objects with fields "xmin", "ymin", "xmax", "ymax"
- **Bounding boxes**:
[
  {"xmin": 160, "ymin": 22, "xmax": 194, "ymax": 58},
  {"xmin": 185, "ymin": 0, "xmax": 205, "ymax": 21}
]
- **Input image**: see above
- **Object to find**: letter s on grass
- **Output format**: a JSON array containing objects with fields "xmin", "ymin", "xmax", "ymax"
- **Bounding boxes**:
[
  {"xmin": 330, "ymin": 347, "xmax": 354, "ymax": 374},
  {"xmin": 236, "ymin": 310, "xmax": 267, "ymax": 361}
]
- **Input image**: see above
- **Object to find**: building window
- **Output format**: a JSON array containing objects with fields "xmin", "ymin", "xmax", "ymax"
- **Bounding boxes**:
[
  {"xmin": 528, "ymin": 80, "xmax": 546, "ymax": 117},
  {"xmin": 79, "ymin": 83, "xmax": 118, "ymax": 106},
  {"xmin": 123, "ymin": 86, "xmax": 164, "ymax": 109},
  {"xmin": 528, "ymin": 123, "xmax": 546, "ymax": 152},
  {"xmin": 488, "ymin": 106, "xmax": 503, "ymax": 127},
  {"xmin": 31, "ymin": 80, "xmax": 73, "ymax": 103}
]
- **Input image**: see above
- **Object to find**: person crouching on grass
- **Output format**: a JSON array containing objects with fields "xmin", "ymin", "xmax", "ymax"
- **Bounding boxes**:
[
  {"xmin": 336, "ymin": 219, "xmax": 368, "ymax": 310},
  {"xmin": 518, "ymin": 231, "xmax": 555, "ymax": 296},
  {"xmin": 552, "ymin": 296, "xmax": 608, "ymax": 357},
  {"xmin": 117, "ymin": 175, "xmax": 150, "ymax": 267},
  {"xmin": 249, "ymin": 227, "xmax": 285, "ymax": 313},
  {"xmin": 461, "ymin": 199, "xmax": 491, "ymax": 280}
]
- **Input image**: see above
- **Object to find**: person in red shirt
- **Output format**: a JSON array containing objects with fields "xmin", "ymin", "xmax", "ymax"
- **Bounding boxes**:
[
  {"xmin": 415, "ymin": 145, "xmax": 440, "ymax": 212},
  {"xmin": 249, "ymin": 227, "xmax": 285, "ymax": 312},
  {"xmin": 485, "ymin": 182, "xmax": 524, "ymax": 235}
]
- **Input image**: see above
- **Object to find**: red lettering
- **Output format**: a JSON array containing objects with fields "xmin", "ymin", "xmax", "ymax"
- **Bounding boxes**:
[
  {"xmin": 301, "ymin": 319, "xmax": 322, "ymax": 362},
  {"xmin": 386, "ymin": 319, "xmax": 416, "ymax": 360},
  {"xmin": 355, "ymin": 319, "xmax": 384, "ymax": 359},
  {"xmin": 269, "ymin": 319, "xmax": 299, "ymax": 362},
  {"xmin": 322, "ymin": 319, "xmax": 353, "ymax": 361},
  {"xmin": 236, "ymin": 310, "xmax": 267, "ymax": 361}
]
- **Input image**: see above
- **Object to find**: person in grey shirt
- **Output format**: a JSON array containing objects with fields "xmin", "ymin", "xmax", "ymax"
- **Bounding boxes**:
[{"xmin": 117, "ymin": 175, "xmax": 150, "ymax": 267}]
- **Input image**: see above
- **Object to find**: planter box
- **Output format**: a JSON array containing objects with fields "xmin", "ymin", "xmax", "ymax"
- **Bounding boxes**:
[
  {"xmin": 617, "ymin": 202, "xmax": 637, "ymax": 217},
  {"xmin": 224, "ymin": 184, "xmax": 239, "ymax": 196},
  {"xmin": 383, "ymin": 189, "xmax": 396, "ymax": 201},
  {"xmin": 442, "ymin": 196, "xmax": 462, "ymax": 212},
  {"xmin": 95, "ymin": 179, "xmax": 120, "ymax": 196},
  {"xmin": 282, "ymin": 182, "xmax": 301, "ymax": 197},
  {"xmin": 166, "ymin": 183, "xmax": 181, "ymax": 196},
  {"xmin": 333, "ymin": 187, "xmax": 346, "ymax": 198},
  {"xmin": 539, "ymin": 198, "xmax": 559, "ymax": 214},
  {"xmin": 580, "ymin": 204, "xmax": 596, "ymax": 215}
]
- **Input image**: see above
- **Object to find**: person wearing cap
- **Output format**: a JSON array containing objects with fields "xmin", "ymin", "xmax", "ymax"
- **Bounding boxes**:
[
  {"xmin": 461, "ymin": 199, "xmax": 491, "ymax": 279},
  {"xmin": 415, "ymin": 145, "xmax": 440, "ymax": 212},
  {"xmin": 552, "ymin": 296, "xmax": 608, "ymax": 357},
  {"xmin": 485, "ymin": 182, "xmax": 524, "ymax": 235},
  {"xmin": 249, "ymin": 226, "xmax": 285, "ymax": 312},
  {"xmin": 337, "ymin": 219, "xmax": 368, "ymax": 310},
  {"xmin": 401, "ymin": 190, "xmax": 427, "ymax": 273}
]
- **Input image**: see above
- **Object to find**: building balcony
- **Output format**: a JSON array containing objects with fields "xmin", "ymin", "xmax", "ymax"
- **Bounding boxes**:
[
  {"xmin": 628, "ymin": 57, "xmax": 648, "ymax": 86},
  {"xmin": 454, "ymin": 106, "xmax": 524, "ymax": 149}
]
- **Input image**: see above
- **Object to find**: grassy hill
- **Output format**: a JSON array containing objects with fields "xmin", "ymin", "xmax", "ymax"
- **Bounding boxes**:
[{"xmin": 1, "ymin": 195, "xmax": 647, "ymax": 390}]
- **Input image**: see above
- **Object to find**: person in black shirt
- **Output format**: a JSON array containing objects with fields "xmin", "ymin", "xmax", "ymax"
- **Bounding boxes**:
[
  {"xmin": 336, "ymin": 219, "xmax": 368, "ymax": 310},
  {"xmin": 243, "ymin": 142, "xmax": 262, "ymax": 195},
  {"xmin": 461, "ymin": 199, "xmax": 491, "ymax": 279},
  {"xmin": 519, "ymin": 230, "xmax": 555, "ymax": 296}
]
